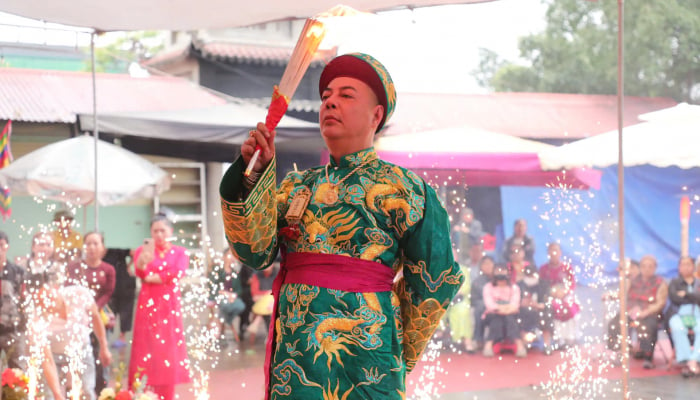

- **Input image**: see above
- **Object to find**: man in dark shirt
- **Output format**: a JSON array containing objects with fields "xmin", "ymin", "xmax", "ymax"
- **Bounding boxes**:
[
  {"xmin": 452, "ymin": 207, "xmax": 484, "ymax": 265},
  {"xmin": 516, "ymin": 264, "xmax": 554, "ymax": 354},
  {"xmin": 503, "ymin": 219, "xmax": 536, "ymax": 266},
  {"xmin": 470, "ymin": 255, "xmax": 495, "ymax": 352},
  {"xmin": 104, "ymin": 248, "xmax": 136, "ymax": 348},
  {"xmin": 0, "ymin": 231, "xmax": 27, "ymax": 369}
]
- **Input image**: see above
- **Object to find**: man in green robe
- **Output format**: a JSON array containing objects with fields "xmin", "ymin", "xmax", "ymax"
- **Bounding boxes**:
[{"xmin": 220, "ymin": 53, "xmax": 463, "ymax": 400}]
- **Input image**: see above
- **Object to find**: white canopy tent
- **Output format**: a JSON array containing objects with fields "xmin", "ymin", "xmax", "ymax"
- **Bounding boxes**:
[
  {"xmin": 638, "ymin": 102, "xmax": 700, "ymax": 124},
  {"xmin": 539, "ymin": 103, "xmax": 700, "ymax": 170},
  {"xmin": 0, "ymin": 0, "xmax": 496, "ymax": 31},
  {"xmin": 376, "ymin": 127, "xmax": 554, "ymax": 154},
  {"xmin": 373, "ymin": 127, "xmax": 601, "ymax": 188}
]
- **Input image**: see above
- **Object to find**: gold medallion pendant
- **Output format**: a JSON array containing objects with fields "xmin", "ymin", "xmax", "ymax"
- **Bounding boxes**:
[
  {"xmin": 324, "ymin": 186, "xmax": 339, "ymax": 205},
  {"xmin": 315, "ymin": 182, "xmax": 339, "ymax": 205}
]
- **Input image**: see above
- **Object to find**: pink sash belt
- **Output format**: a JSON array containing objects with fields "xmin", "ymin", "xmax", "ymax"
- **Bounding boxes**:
[{"xmin": 263, "ymin": 252, "xmax": 394, "ymax": 400}]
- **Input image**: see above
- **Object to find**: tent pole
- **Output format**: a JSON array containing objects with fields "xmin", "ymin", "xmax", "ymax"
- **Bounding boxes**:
[
  {"xmin": 91, "ymin": 31, "xmax": 99, "ymax": 231},
  {"xmin": 616, "ymin": 1, "xmax": 630, "ymax": 398}
]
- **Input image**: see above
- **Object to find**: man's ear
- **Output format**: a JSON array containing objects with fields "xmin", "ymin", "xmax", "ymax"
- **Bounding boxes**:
[{"xmin": 372, "ymin": 105, "xmax": 384, "ymax": 128}]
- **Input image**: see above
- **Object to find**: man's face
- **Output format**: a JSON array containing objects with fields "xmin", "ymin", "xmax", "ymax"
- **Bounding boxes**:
[
  {"xmin": 0, "ymin": 239, "xmax": 7, "ymax": 261},
  {"xmin": 515, "ymin": 220, "xmax": 527, "ymax": 236},
  {"xmin": 679, "ymin": 257, "xmax": 694, "ymax": 278},
  {"xmin": 319, "ymin": 76, "xmax": 382, "ymax": 146},
  {"xmin": 469, "ymin": 243, "xmax": 483, "ymax": 261},
  {"xmin": 640, "ymin": 257, "xmax": 656, "ymax": 279}
]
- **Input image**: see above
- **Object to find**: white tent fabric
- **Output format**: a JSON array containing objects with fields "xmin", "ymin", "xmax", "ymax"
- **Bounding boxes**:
[
  {"xmin": 0, "ymin": 0, "xmax": 494, "ymax": 31},
  {"xmin": 375, "ymin": 126, "xmax": 555, "ymax": 153},
  {"xmin": 372, "ymin": 126, "xmax": 601, "ymax": 189},
  {"xmin": 639, "ymin": 102, "xmax": 700, "ymax": 124},
  {"xmin": 77, "ymin": 103, "xmax": 320, "ymax": 146},
  {"xmin": 538, "ymin": 116, "xmax": 700, "ymax": 170},
  {"xmin": 0, "ymin": 136, "xmax": 170, "ymax": 206}
]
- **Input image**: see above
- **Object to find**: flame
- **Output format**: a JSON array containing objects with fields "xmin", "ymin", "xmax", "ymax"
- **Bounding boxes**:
[
  {"xmin": 316, "ymin": 5, "xmax": 373, "ymax": 18},
  {"xmin": 306, "ymin": 18, "xmax": 326, "ymax": 39}
]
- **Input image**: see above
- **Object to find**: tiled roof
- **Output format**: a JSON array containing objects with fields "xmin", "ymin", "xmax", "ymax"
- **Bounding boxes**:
[
  {"xmin": 192, "ymin": 41, "xmax": 336, "ymax": 66},
  {"xmin": 385, "ymin": 92, "xmax": 678, "ymax": 140},
  {"xmin": 0, "ymin": 68, "xmax": 226, "ymax": 123},
  {"xmin": 141, "ymin": 45, "xmax": 190, "ymax": 67}
]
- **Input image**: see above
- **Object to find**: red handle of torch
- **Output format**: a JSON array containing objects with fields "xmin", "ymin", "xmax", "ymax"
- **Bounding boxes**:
[{"xmin": 244, "ymin": 86, "xmax": 290, "ymax": 177}]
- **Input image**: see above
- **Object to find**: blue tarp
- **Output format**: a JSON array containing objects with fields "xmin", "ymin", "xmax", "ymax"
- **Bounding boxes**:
[{"xmin": 501, "ymin": 165, "xmax": 700, "ymax": 284}]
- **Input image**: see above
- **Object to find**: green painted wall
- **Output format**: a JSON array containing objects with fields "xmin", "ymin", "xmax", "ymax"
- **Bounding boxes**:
[
  {"xmin": 1, "ymin": 196, "xmax": 151, "ymax": 262},
  {"xmin": 2, "ymin": 55, "xmax": 85, "ymax": 71}
]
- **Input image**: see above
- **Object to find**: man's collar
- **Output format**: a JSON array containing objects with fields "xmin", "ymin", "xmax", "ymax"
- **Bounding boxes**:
[{"xmin": 328, "ymin": 148, "xmax": 378, "ymax": 168}]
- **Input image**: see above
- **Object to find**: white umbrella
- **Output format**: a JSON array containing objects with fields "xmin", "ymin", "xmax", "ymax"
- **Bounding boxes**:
[{"xmin": 0, "ymin": 135, "xmax": 170, "ymax": 206}]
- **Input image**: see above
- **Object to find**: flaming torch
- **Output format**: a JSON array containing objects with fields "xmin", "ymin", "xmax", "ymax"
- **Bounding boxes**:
[{"xmin": 244, "ymin": 18, "xmax": 327, "ymax": 176}]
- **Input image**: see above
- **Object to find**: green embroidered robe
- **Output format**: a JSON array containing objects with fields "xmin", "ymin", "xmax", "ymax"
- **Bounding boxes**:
[{"xmin": 220, "ymin": 148, "xmax": 463, "ymax": 399}]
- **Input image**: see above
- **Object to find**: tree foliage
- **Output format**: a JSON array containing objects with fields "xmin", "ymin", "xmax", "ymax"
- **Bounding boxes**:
[
  {"xmin": 83, "ymin": 31, "xmax": 165, "ymax": 73},
  {"xmin": 474, "ymin": 0, "xmax": 700, "ymax": 103}
]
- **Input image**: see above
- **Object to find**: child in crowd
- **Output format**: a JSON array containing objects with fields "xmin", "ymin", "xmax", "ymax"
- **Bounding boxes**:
[
  {"xmin": 540, "ymin": 242, "xmax": 580, "ymax": 349},
  {"xmin": 482, "ymin": 264, "xmax": 525, "ymax": 357}
]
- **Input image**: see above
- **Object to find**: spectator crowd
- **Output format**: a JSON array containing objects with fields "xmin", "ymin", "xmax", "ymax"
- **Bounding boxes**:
[
  {"xmin": 0, "ymin": 209, "xmax": 281, "ymax": 400},
  {"xmin": 2, "ymin": 206, "xmax": 698, "ymax": 400},
  {"xmin": 446, "ymin": 209, "xmax": 700, "ymax": 379}
]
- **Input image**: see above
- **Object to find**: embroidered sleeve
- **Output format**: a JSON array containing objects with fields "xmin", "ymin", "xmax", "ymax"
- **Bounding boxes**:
[
  {"xmin": 220, "ymin": 156, "xmax": 279, "ymax": 270},
  {"xmin": 393, "ymin": 174, "xmax": 464, "ymax": 373}
]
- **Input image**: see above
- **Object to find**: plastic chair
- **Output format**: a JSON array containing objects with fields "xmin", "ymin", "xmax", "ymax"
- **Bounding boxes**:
[{"xmin": 493, "ymin": 340, "xmax": 518, "ymax": 354}]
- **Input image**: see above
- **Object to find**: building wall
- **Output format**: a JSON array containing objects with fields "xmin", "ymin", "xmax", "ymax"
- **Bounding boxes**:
[
  {"xmin": 0, "ymin": 42, "xmax": 87, "ymax": 71},
  {"xmin": 155, "ymin": 57, "xmax": 200, "ymax": 82},
  {"xmin": 197, "ymin": 58, "xmax": 324, "ymax": 103},
  {"xmin": 199, "ymin": 60, "xmax": 283, "ymax": 98},
  {"xmin": 3, "ymin": 197, "xmax": 152, "ymax": 262}
]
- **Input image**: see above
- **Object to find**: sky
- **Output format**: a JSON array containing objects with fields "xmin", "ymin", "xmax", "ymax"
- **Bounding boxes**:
[
  {"xmin": 337, "ymin": 0, "xmax": 547, "ymax": 92},
  {"xmin": 0, "ymin": 0, "xmax": 547, "ymax": 93}
]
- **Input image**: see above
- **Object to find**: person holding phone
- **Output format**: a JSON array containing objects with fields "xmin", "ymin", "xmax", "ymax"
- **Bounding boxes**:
[{"xmin": 128, "ymin": 213, "xmax": 190, "ymax": 400}]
